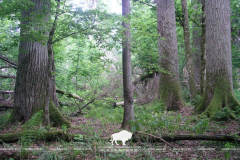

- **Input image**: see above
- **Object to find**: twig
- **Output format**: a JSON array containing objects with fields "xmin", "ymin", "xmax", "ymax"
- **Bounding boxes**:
[{"xmin": 136, "ymin": 131, "xmax": 174, "ymax": 148}]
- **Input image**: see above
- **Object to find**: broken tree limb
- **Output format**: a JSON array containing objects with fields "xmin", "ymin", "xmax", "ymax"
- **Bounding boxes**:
[
  {"xmin": 56, "ymin": 89, "xmax": 85, "ymax": 101},
  {"xmin": 115, "ymin": 99, "xmax": 139, "ymax": 107},
  {"xmin": 0, "ymin": 91, "xmax": 14, "ymax": 94},
  {"xmin": 0, "ymin": 106, "xmax": 13, "ymax": 111},
  {"xmin": 0, "ymin": 66, "xmax": 17, "ymax": 69},
  {"xmin": 71, "ymin": 98, "xmax": 95, "ymax": 117},
  {"xmin": 0, "ymin": 55, "xmax": 18, "ymax": 68},
  {"xmin": 134, "ymin": 132, "xmax": 240, "ymax": 143},
  {"xmin": 0, "ymin": 74, "xmax": 16, "ymax": 79},
  {"xmin": 136, "ymin": 131, "xmax": 174, "ymax": 148}
]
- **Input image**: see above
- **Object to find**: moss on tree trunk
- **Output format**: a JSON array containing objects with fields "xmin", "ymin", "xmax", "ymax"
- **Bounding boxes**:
[
  {"xmin": 197, "ymin": 78, "xmax": 240, "ymax": 119},
  {"xmin": 196, "ymin": 0, "xmax": 240, "ymax": 119},
  {"xmin": 156, "ymin": 0, "xmax": 184, "ymax": 110}
]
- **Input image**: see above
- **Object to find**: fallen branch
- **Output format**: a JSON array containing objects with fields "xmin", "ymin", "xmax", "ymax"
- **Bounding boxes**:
[
  {"xmin": 56, "ymin": 89, "xmax": 85, "ymax": 101},
  {"xmin": 0, "ymin": 91, "xmax": 14, "ymax": 94},
  {"xmin": 0, "ymin": 106, "xmax": 13, "ymax": 110},
  {"xmin": 71, "ymin": 98, "xmax": 95, "ymax": 116},
  {"xmin": 0, "ymin": 55, "xmax": 18, "ymax": 68},
  {"xmin": 136, "ymin": 131, "xmax": 174, "ymax": 148},
  {"xmin": 0, "ymin": 66, "xmax": 17, "ymax": 69},
  {"xmin": 135, "ymin": 132, "xmax": 240, "ymax": 143},
  {"xmin": 115, "ymin": 99, "xmax": 139, "ymax": 107},
  {"xmin": 0, "ymin": 74, "xmax": 16, "ymax": 79}
]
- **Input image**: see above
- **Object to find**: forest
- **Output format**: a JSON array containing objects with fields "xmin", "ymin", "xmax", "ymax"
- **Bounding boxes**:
[{"xmin": 0, "ymin": 0, "xmax": 240, "ymax": 159}]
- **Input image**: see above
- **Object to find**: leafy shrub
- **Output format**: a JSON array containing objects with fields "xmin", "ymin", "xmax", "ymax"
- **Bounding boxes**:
[
  {"xmin": 214, "ymin": 107, "xmax": 235, "ymax": 121},
  {"xmin": 0, "ymin": 110, "xmax": 11, "ymax": 126}
]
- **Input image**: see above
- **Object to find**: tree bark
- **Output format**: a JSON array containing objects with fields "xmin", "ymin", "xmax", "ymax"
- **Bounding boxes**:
[
  {"xmin": 121, "ymin": 0, "xmax": 134, "ymax": 129},
  {"xmin": 196, "ymin": 0, "xmax": 240, "ymax": 118},
  {"xmin": 181, "ymin": 0, "xmax": 197, "ymax": 99},
  {"xmin": 200, "ymin": 0, "xmax": 206, "ymax": 94},
  {"xmin": 6, "ymin": 0, "xmax": 70, "ymax": 127},
  {"xmin": 156, "ymin": 0, "xmax": 184, "ymax": 111},
  {"xmin": 191, "ymin": 0, "xmax": 202, "ymax": 88}
]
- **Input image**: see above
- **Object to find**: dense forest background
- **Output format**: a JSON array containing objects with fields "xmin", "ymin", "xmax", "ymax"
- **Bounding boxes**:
[{"xmin": 0, "ymin": 0, "xmax": 240, "ymax": 159}]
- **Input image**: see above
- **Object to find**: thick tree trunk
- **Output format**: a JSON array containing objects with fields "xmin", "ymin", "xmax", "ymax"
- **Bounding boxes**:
[
  {"xmin": 200, "ymin": 0, "xmax": 206, "ymax": 94},
  {"xmin": 196, "ymin": 0, "xmax": 240, "ymax": 118},
  {"xmin": 6, "ymin": 0, "xmax": 70, "ymax": 127},
  {"xmin": 192, "ymin": 0, "xmax": 202, "ymax": 88},
  {"xmin": 121, "ymin": 0, "xmax": 134, "ymax": 129},
  {"xmin": 156, "ymin": 0, "xmax": 184, "ymax": 111},
  {"xmin": 181, "ymin": 0, "xmax": 197, "ymax": 100}
]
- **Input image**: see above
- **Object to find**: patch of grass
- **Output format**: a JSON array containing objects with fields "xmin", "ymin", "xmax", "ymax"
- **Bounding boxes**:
[
  {"xmin": 0, "ymin": 110, "xmax": 12, "ymax": 127},
  {"xmin": 234, "ymin": 89, "xmax": 240, "ymax": 101}
]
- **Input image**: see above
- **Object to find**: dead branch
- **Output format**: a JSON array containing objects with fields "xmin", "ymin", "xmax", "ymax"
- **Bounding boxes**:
[
  {"xmin": 136, "ymin": 131, "xmax": 174, "ymax": 148},
  {"xmin": 0, "ymin": 74, "xmax": 16, "ymax": 79},
  {"xmin": 0, "ymin": 55, "xmax": 17, "ymax": 68},
  {"xmin": 115, "ymin": 99, "xmax": 139, "ymax": 107},
  {"xmin": 0, "ymin": 91, "xmax": 14, "ymax": 94},
  {"xmin": 0, "ymin": 106, "xmax": 13, "ymax": 110},
  {"xmin": 56, "ymin": 89, "xmax": 85, "ymax": 101},
  {"xmin": 71, "ymin": 98, "xmax": 95, "ymax": 116},
  {"xmin": 134, "ymin": 132, "xmax": 240, "ymax": 143}
]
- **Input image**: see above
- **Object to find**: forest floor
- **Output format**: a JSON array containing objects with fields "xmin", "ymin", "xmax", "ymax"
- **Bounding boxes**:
[{"xmin": 0, "ymin": 106, "xmax": 240, "ymax": 159}]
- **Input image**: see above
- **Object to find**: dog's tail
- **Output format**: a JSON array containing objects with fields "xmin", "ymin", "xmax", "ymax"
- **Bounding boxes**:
[{"xmin": 110, "ymin": 135, "xmax": 113, "ymax": 142}]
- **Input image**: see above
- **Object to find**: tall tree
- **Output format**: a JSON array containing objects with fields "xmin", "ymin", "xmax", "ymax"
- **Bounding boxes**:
[
  {"xmin": 121, "ymin": 0, "xmax": 134, "ymax": 129},
  {"xmin": 181, "ymin": 0, "xmax": 197, "ymax": 99},
  {"xmin": 156, "ymin": 0, "xmax": 184, "ymax": 110},
  {"xmin": 6, "ymin": 0, "xmax": 70, "ymax": 127},
  {"xmin": 200, "ymin": 0, "xmax": 206, "ymax": 94},
  {"xmin": 196, "ymin": 0, "xmax": 240, "ymax": 118},
  {"xmin": 192, "ymin": 0, "xmax": 202, "ymax": 88}
]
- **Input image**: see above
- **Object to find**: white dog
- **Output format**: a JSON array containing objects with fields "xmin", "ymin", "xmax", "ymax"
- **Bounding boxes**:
[{"xmin": 110, "ymin": 130, "xmax": 132, "ymax": 145}]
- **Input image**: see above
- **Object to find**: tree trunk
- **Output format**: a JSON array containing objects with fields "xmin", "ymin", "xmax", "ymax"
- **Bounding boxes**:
[
  {"xmin": 196, "ymin": 0, "xmax": 240, "ymax": 118},
  {"xmin": 200, "ymin": 0, "xmax": 206, "ymax": 94},
  {"xmin": 156, "ymin": 0, "xmax": 184, "ymax": 111},
  {"xmin": 192, "ymin": 0, "xmax": 202, "ymax": 88},
  {"xmin": 6, "ymin": 0, "xmax": 70, "ymax": 127},
  {"xmin": 121, "ymin": 0, "xmax": 134, "ymax": 129},
  {"xmin": 181, "ymin": 0, "xmax": 197, "ymax": 100}
]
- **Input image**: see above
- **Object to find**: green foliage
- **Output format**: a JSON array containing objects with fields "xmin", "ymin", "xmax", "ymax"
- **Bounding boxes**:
[
  {"xmin": 74, "ymin": 134, "xmax": 83, "ymax": 141},
  {"xmin": 194, "ymin": 116, "xmax": 209, "ymax": 134},
  {"xmin": 23, "ymin": 110, "xmax": 43, "ymax": 130},
  {"xmin": 38, "ymin": 151, "xmax": 63, "ymax": 160},
  {"xmin": 213, "ymin": 107, "xmax": 236, "ymax": 121},
  {"xmin": 86, "ymin": 105, "xmax": 123, "ymax": 124},
  {"xmin": 0, "ymin": 110, "xmax": 11, "ymax": 127}
]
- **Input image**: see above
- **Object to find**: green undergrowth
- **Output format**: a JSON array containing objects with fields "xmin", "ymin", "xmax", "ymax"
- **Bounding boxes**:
[
  {"xmin": 84, "ymin": 100, "xmax": 212, "ymax": 135},
  {"xmin": 234, "ymin": 89, "xmax": 240, "ymax": 101},
  {"xmin": 0, "ymin": 110, "xmax": 11, "ymax": 127}
]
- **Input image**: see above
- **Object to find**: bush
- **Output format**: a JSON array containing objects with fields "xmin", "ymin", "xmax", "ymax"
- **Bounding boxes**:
[{"xmin": 214, "ymin": 107, "xmax": 235, "ymax": 121}]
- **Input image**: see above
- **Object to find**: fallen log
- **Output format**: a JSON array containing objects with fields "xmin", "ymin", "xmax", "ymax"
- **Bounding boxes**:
[
  {"xmin": 115, "ymin": 99, "xmax": 139, "ymax": 107},
  {"xmin": 0, "ymin": 91, "xmax": 14, "ymax": 94},
  {"xmin": 0, "ymin": 131, "xmax": 239, "ymax": 144},
  {"xmin": 0, "ymin": 106, "xmax": 13, "ymax": 110},
  {"xmin": 135, "ymin": 132, "xmax": 240, "ymax": 143},
  {"xmin": 56, "ymin": 89, "xmax": 85, "ymax": 101},
  {"xmin": 0, "ymin": 74, "xmax": 16, "ymax": 79}
]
